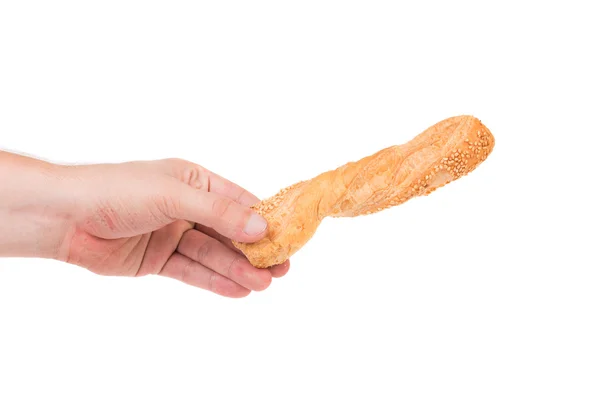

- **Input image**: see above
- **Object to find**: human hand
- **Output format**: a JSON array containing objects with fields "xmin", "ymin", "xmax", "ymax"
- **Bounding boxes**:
[{"xmin": 0, "ymin": 153, "xmax": 289, "ymax": 297}]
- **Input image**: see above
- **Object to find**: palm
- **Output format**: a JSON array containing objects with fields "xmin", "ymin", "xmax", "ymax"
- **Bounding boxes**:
[{"xmin": 67, "ymin": 220, "xmax": 193, "ymax": 277}]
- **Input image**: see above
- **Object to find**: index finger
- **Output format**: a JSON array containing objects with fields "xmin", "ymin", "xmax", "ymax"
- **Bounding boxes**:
[
  {"xmin": 166, "ymin": 182, "xmax": 267, "ymax": 243},
  {"xmin": 207, "ymin": 170, "xmax": 260, "ymax": 207},
  {"xmin": 161, "ymin": 158, "xmax": 261, "ymax": 207}
]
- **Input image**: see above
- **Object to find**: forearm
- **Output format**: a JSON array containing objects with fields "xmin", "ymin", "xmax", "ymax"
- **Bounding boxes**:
[{"xmin": 0, "ymin": 151, "xmax": 71, "ymax": 259}]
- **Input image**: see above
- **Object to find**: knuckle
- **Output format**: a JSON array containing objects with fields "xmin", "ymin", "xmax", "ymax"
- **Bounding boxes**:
[
  {"xmin": 208, "ymin": 271, "xmax": 218, "ymax": 293},
  {"xmin": 195, "ymin": 240, "xmax": 212, "ymax": 264},
  {"xmin": 182, "ymin": 165, "xmax": 209, "ymax": 190},
  {"xmin": 226, "ymin": 257, "xmax": 243, "ymax": 278},
  {"xmin": 236, "ymin": 189, "xmax": 252, "ymax": 206},
  {"xmin": 162, "ymin": 158, "xmax": 210, "ymax": 191},
  {"xmin": 211, "ymin": 197, "xmax": 235, "ymax": 219},
  {"xmin": 180, "ymin": 257, "xmax": 194, "ymax": 284}
]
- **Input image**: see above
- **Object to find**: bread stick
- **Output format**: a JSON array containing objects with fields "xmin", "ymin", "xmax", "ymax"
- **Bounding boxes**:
[{"xmin": 233, "ymin": 115, "xmax": 494, "ymax": 268}]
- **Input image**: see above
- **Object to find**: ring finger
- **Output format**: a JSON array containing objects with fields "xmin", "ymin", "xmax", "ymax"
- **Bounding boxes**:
[
  {"xmin": 177, "ymin": 229, "xmax": 272, "ymax": 292},
  {"xmin": 194, "ymin": 223, "xmax": 291, "ymax": 277}
]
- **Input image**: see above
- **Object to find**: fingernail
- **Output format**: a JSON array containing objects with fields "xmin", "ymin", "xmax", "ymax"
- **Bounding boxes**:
[{"xmin": 244, "ymin": 213, "xmax": 267, "ymax": 236}]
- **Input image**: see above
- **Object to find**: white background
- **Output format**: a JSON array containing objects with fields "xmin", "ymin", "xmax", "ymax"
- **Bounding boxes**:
[{"xmin": 1, "ymin": 1, "xmax": 599, "ymax": 416}]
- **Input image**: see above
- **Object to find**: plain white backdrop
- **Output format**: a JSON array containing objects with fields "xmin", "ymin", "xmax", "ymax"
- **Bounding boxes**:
[{"xmin": 1, "ymin": 1, "xmax": 599, "ymax": 416}]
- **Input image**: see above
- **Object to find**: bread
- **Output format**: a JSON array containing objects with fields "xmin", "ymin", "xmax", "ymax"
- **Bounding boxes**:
[{"xmin": 233, "ymin": 115, "xmax": 495, "ymax": 268}]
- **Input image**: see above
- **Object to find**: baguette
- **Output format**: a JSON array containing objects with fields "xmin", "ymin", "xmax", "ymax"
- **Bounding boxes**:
[{"xmin": 233, "ymin": 115, "xmax": 494, "ymax": 268}]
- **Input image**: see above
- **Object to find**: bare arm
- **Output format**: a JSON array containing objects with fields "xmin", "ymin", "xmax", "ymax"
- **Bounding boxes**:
[{"xmin": 0, "ymin": 151, "xmax": 289, "ymax": 297}]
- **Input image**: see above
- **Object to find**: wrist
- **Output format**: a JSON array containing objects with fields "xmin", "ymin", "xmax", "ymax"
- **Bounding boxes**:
[{"xmin": 0, "ymin": 151, "xmax": 74, "ymax": 260}]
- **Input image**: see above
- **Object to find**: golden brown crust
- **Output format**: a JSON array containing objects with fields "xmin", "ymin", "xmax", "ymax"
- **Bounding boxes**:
[{"xmin": 233, "ymin": 115, "xmax": 494, "ymax": 268}]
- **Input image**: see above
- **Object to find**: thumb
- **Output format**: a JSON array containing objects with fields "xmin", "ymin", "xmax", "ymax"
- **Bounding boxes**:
[{"xmin": 166, "ymin": 181, "xmax": 268, "ymax": 243}]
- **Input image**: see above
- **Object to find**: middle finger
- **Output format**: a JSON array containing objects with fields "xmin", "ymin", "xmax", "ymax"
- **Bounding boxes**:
[
  {"xmin": 177, "ymin": 229, "xmax": 272, "ymax": 292},
  {"xmin": 195, "ymin": 223, "xmax": 291, "ymax": 277}
]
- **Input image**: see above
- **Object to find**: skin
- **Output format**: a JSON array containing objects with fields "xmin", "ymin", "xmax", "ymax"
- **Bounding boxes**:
[{"xmin": 0, "ymin": 151, "xmax": 290, "ymax": 298}]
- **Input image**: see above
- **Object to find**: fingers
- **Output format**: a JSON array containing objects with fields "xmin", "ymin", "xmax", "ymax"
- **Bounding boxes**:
[
  {"xmin": 194, "ymin": 223, "xmax": 291, "ymax": 278},
  {"xmin": 157, "ymin": 158, "xmax": 267, "ymax": 242},
  {"xmin": 136, "ymin": 220, "xmax": 194, "ymax": 276},
  {"xmin": 270, "ymin": 260, "xmax": 290, "ymax": 278},
  {"xmin": 207, "ymin": 171, "xmax": 260, "ymax": 207},
  {"xmin": 161, "ymin": 158, "xmax": 260, "ymax": 207},
  {"xmin": 177, "ymin": 229, "xmax": 272, "ymax": 292},
  {"xmin": 195, "ymin": 223, "xmax": 246, "ymax": 253},
  {"xmin": 168, "ymin": 182, "xmax": 267, "ymax": 243},
  {"xmin": 160, "ymin": 253, "xmax": 251, "ymax": 298},
  {"xmin": 152, "ymin": 159, "xmax": 293, "ymax": 284}
]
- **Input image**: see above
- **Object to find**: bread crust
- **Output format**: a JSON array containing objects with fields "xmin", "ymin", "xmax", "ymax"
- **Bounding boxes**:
[{"xmin": 233, "ymin": 115, "xmax": 495, "ymax": 268}]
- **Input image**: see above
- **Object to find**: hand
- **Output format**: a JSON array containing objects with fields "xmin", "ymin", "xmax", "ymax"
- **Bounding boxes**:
[{"xmin": 0, "ymin": 153, "xmax": 289, "ymax": 297}]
